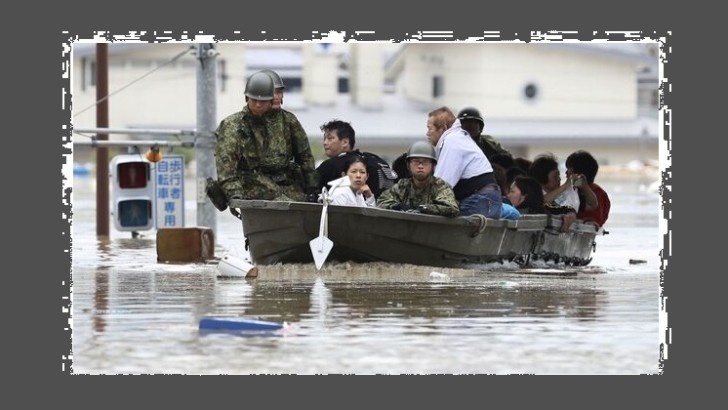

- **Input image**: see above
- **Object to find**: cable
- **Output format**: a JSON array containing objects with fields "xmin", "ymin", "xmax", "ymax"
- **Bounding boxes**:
[{"xmin": 73, "ymin": 46, "xmax": 194, "ymax": 118}]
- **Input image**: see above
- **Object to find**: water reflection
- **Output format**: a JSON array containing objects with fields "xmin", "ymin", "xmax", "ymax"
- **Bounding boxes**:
[{"xmin": 203, "ymin": 270, "xmax": 604, "ymax": 326}]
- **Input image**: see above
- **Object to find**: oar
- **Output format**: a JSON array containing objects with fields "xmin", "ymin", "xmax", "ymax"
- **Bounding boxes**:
[{"xmin": 309, "ymin": 186, "xmax": 334, "ymax": 270}]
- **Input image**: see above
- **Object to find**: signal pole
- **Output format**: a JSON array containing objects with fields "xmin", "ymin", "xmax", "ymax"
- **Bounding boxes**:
[{"xmin": 195, "ymin": 44, "xmax": 218, "ymax": 236}]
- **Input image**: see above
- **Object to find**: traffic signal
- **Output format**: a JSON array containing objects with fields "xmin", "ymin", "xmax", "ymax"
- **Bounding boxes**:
[{"xmin": 110, "ymin": 154, "xmax": 155, "ymax": 231}]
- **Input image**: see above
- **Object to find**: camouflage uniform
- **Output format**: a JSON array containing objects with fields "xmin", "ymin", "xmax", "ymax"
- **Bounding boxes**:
[
  {"xmin": 376, "ymin": 176, "xmax": 460, "ymax": 217},
  {"xmin": 214, "ymin": 106, "xmax": 317, "ymax": 201},
  {"xmin": 476, "ymin": 134, "xmax": 510, "ymax": 160}
]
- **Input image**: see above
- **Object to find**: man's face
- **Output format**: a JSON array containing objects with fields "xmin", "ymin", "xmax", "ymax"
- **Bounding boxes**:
[
  {"xmin": 323, "ymin": 130, "xmax": 350, "ymax": 158},
  {"xmin": 247, "ymin": 98, "xmax": 272, "ymax": 117},
  {"xmin": 408, "ymin": 157, "xmax": 434, "ymax": 182},
  {"xmin": 272, "ymin": 87, "xmax": 284, "ymax": 110},
  {"xmin": 460, "ymin": 119, "xmax": 482, "ymax": 139},
  {"xmin": 426, "ymin": 117, "xmax": 444, "ymax": 146}
]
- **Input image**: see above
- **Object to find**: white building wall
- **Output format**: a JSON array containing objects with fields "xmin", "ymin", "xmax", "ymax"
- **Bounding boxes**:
[
  {"xmin": 72, "ymin": 43, "xmax": 248, "ymax": 130},
  {"xmin": 349, "ymin": 43, "xmax": 384, "ymax": 109},
  {"xmin": 302, "ymin": 44, "xmax": 338, "ymax": 106},
  {"xmin": 402, "ymin": 43, "xmax": 638, "ymax": 120}
]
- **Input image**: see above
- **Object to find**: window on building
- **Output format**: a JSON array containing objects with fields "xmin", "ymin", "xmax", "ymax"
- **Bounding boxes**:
[
  {"xmin": 432, "ymin": 75, "xmax": 443, "ymax": 98},
  {"xmin": 89, "ymin": 60, "xmax": 97, "ymax": 87}
]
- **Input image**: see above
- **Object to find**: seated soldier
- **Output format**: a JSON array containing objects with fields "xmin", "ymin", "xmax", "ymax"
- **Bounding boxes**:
[
  {"xmin": 457, "ymin": 107, "xmax": 511, "ymax": 161},
  {"xmin": 376, "ymin": 141, "xmax": 459, "ymax": 217}
]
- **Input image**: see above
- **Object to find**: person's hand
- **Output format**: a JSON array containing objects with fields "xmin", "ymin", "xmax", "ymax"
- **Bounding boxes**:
[
  {"xmin": 392, "ymin": 203, "xmax": 413, "ymax": 211},
  {"xmin": 305, "ymin": 188, "xmax": 321, "ymax": 203},
  {"xmin": 414, "ymin": 205, "xmax": 429, "ymax": 214},
  {"xmin": 358, "ymin": 184, "xmax": 373, "ymax": 199},
  {"xmin": 571, "ymin": 174, "xmax": 584, "ymax": 188},
  {"xmin": 561, "ymin": 212, "xmax": 577, "ymax": 232}
]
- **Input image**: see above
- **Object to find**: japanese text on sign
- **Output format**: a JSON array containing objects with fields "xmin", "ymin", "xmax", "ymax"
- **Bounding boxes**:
[{"xmin": 154, "ymin": 155, "xmax": 185, "ymax": 228}]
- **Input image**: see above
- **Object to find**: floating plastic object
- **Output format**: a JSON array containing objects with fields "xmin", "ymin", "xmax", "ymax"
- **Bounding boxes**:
[
  {"xmin": 429, "ymin": 271, "xmax": 450, "ymax": 281},
  {"xmin": 199, "ymin": 316, "xmax": 285, "ymax": 331},
  {"xmin": 217, "ymin": 255, "xmax": 258, "ymax": 278},
  {"xmin": 73, "ymin": 163, "xmax": 91, "ymax": 176}
]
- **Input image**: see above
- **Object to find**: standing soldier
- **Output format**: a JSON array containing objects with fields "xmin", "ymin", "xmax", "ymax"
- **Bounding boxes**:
[
  {"xmin": 260, "ymin": 69, "xmax": 319, "ymax": 200},
  {"xmin": 214, "ymin": 70, "xmax": 316, "ymax": 202}
]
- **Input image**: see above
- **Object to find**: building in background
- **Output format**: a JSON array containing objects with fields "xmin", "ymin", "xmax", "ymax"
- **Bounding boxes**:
[{"xmin": 71, "ymin": 41, "xmax": 659, "ymax": 170}]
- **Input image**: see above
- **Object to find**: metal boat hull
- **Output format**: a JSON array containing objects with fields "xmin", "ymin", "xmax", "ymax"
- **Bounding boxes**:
[{"xmin": 230, "ymin": 200, "xmax": 602, "ymax": 268}]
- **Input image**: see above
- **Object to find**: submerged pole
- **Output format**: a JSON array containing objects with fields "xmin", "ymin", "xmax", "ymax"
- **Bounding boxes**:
[
  {"xmin": 195, "ymin": 44, "xmax": 218, "ymax": 236},
  {"xmin": 96, "ymin": 43, "xmax": 109, "ymax": 237}
]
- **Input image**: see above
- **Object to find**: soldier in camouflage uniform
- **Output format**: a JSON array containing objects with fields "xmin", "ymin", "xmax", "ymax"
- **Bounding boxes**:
[
  {"xmin": 262, "ymin": 69, "xmax": 318, "ymax": 199},
  {"xmin": 457, "ymin": 107, "xmax": 510, "ymax": 161},
  {"xmin": 215, "ymin": 71, "xmax": 317, "ymax": 202},
  {"xmin": 376, "ymin": 141, "xmax": 459, "ymax": 217}
]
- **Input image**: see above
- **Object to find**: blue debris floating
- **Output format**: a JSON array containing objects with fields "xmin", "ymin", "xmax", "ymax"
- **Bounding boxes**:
[{"xmin": 199, "ymin": 316, "xmax": 285, "ymax": 332}]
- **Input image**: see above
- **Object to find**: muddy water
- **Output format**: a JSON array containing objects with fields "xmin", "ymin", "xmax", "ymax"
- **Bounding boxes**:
[{"xmin": 70, "ymin": 174, "xmax": 662, "ymax": 374}]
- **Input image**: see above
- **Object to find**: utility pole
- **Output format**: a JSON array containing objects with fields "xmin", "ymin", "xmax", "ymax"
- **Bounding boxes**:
[
  {"xmin": 96, "ymin": 43, "xmax": 110, "ymax": 237},
  {"xmin": 195, "ymin": 44, "xmax": 218, "ymax": 236}
]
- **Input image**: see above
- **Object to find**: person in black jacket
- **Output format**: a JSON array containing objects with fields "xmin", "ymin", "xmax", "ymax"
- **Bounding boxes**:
[{"xmin": 314, "ymin": 119, "xmax": 395, "ymax": 199}]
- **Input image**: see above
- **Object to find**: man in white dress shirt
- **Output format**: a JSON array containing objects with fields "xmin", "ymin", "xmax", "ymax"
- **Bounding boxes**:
[{"xmin": 426, "ymin": 106, "xmax": 502, "ymax": 218}]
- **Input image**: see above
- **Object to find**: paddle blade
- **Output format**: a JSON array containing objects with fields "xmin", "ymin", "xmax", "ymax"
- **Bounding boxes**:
[{"xmin": 309, "ymin": 235, "xmax": 334, "ymax": 270}]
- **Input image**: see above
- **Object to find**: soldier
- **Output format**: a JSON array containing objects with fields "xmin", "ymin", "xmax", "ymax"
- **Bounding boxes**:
[
  {"xmin": 214, "ymin": 71, "xmax": 317, "ymax": 202},
  {"xmin": 260, "ymin": 69, "xmax": 318, "ymax": 199},
  {"xmin": 457, "ymin": 107, "xmax": 510, "ymax": 161},
  {"xmin": 376, "ymin": 141, "xmax": 459, "ymax": 217},
  {"xmin": 259, "ymin": 69, "xmax": 286, "ymax": 110}
]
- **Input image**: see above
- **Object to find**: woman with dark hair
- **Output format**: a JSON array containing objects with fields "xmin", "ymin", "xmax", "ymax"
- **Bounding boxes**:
[
  {"xmin": 328, "ymin": 156, "xmax": 376, "ymax": 207},
  {"xmin": 529, "ymin": 153, "xmax": 597, "ymax": 231},
  {"xmin": 507, "ymin": 175, "xmax": 545, "ymax": 215}
]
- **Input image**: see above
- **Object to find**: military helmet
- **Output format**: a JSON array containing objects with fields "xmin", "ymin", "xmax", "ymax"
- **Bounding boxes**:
[
  {"xmin": 260, "ymin": 69, "xmax": 285, "ymax": 89},
  {"xmin": 244, "ymin": 71, "xmax": 275, "ymax": 100},
  {"xmin": 407, "ymin": 141, "xmax": 438, "ymax": 164},
  {"xmin": 457, "ymin": 107, "xmax": 485, "ymax": 128}
]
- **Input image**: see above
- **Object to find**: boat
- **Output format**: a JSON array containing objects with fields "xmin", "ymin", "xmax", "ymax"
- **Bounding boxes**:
[{"xmin": 229, "ymin": 199, "xmax": 605, "ymax": 269}]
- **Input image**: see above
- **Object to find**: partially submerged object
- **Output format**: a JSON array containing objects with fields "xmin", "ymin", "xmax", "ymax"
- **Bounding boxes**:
[
  {"xmin": 199, "ymin": 316, "xmax": 286, "ymax": 332},
  {"xmin": 229, "ymin": 199, "xmax": 604, "ymax": 270}
]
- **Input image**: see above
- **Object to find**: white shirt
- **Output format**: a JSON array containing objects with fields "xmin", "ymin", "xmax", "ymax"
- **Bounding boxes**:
[
  {"xmin": 327, "ymin": 176, "xmax": 376, "ymax": 207},
  {"xmin": 433, "ymin": 119, "xmax": 494, "ymax": 187}
]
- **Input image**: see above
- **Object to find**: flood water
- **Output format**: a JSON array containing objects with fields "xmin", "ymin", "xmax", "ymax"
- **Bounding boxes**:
[{"xmin": 70, "ymin": 172, "xmax": 664, "ymax": 375}]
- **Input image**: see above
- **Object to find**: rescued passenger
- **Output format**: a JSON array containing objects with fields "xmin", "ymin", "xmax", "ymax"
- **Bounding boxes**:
[
  {"xmin": 315, "ymin": 119, "xmax": 395, "ymax": 199},
  {"xmin": 427, "ymin": 106, "xmax": 502, "ymax": 218},
  {"xmin": 327, "ymin": 156, "xmax": 376, "ymax": 207},
  {"xmin": 507, "ymin": 175, "xmax": 546, "ymax": 215},
  {"xmin": 529, "ymin": 153, "xmax": 597, "ymax": 232},
  {"xmin": 565, "ymin": 150, "xmax": 611, "ymax": 228}
]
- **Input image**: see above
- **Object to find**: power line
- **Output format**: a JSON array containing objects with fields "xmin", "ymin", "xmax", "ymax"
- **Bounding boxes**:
[{"xmin": 73, "ymin": 46, "xmax": 194, "ymax": 118}]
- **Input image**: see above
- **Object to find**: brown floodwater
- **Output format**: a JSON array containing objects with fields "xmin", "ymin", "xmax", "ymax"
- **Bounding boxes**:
[{"xmin": 70, "ymin": 174, "xmax": 663, "ymax": 374}]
